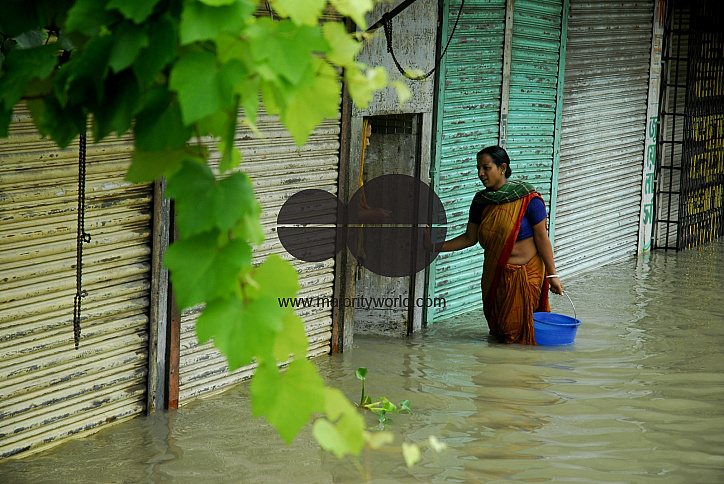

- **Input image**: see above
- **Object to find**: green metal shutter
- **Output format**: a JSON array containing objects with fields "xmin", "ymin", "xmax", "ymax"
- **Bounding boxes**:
[
  {"xmin": 0, "ymin": 105, "xmax": 152, "ymax": 458},
  {"xmin": 430, "ymin": 0, "xmax": 506, "ymax": 322},
  {"xmin": 178, "ymin": 107, "xmax": 340, "ymax": 403},
  {"xmin": 555, "ymin": 0, "xmax": 653, "ymax": 276},
  {"xmin": 505, "ymin": 0, "xmax": 563, "ymax": 206}
]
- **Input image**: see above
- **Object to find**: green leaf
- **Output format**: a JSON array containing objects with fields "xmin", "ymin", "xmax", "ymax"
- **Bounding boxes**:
[
  {"xmin": 345, "ymin": 65, "xmax": 388, "ymax": 109},
  {"xmin": 215, "ymin": 33, "xmax": 251, "ymax": 64},
  {"xmin": 322, "ymin": 22, "xmax": 362, "ymax": 68},
  {"xmin": 109, "ymin": 21, "xmax": 150, "ymax": 73},
  {"xmin": 357, "ymin": 367, "xmax": 368, "ymax": 406},
  {"xmin": 0, "ymin": 107, "xmax": 11, "ymax": 138},
  {"xmin": 196, "ymin": 111, "xmax": 228, "ymax": 138},
  {"xmin": 402, "ymin": 442, "xmax": 422, "ymax": 468},
  {"xmin": 363, "ymin": 430, "xmax": 394, "ymax": 450},
  {"xmin": 164, "ymin": 231, "xmax": 252, "ymax": 309},
  {"xmin": 134, "ymin": 87, "xmax": 193, "ymax": 151},
  {"xmin": 261, "ymin": 81, "xmax": 283, "ymax": 115},
  {"xmin": 60, "ymin": 35, "xmax": 114, "ymax": 106},
  {"xmin": 251, "ymin": 358, "xmax": 326, "ymax": 443},
  {"xmin": 312, "ymin": 387, "xmax": 366, "ymax": 458},
  {"xmin": 247, "ymin": 19, "xmax": 326, "ymax": 86},
  {"xmin": 213, "ymin": 172, "xmax": 257, "ymax": 232},
  {"xmin": 133, "ymin": 14, "xmax": 177, "ymax": 86},
  {"xmin": 232, "ymin": 210, "xmax": 265, "ymax": 246},
  {"xmin": 378, "ymin": 397, "xmax": 396, "ymax": 413},
  {"xmin": 246, "ymin": 295, "xmax": 285, "ymax": 333},
  {"xmin": 196, "ymin": 295, "xmax": 283, "ymax": 369},
  {"xmin": 245, "ymin": 255, "xmax": 300, "ymax": 302},
  {"xmin": 179, "ymin": 0, "xmax": 254, "ymax": 45},
  {"xmin": 0, "ymin": 45, "xmax": 57, "ymax": 111},
  {"xmin": 355, "ymin": 368, "xmax": 367, "ymax": 381},
  {"xmin": 198, "ymin": 0, "xmax": 241, "ymax": 6},
  {"xmin": 217, "ymin": 59, "xmax": 247, "ymax": 109},
  {"xmin": 329, "ymin": 0, "xmax": 374, "ymax": 29},
  {"xmin": 218, "ymin": 141, "xmax": 242, "ymax": 174},
  {"xmin": 273, "ymin": 312, "xmax": 309, "ymax": 362},
  {"xmin": 281, "ymin": 60, "xmax": 340, "ymax": 146},
  {"xmin": 93, "ymin": 70, "xmax": 142, "ymax": 139},
  {"xmin": 126, "ymin": 149, "xmax": 195, "ymax": 183},
  {"xmin": 0, "ymin": 0, "xmax": 48, "ymax": 37},
  {"xmin": 312, "ymin": 420, "xmax": 352, "ymax": 458},
  {"xmin": 66, "ymin": 0, "xmax": 119, "ymax": 35},
  {"xmin": 391, "ymin": 80, "xmax": 412, "ymax": 105},
  {"xmin": 238, "ymin": 76, "xmax": 260, "ymax": 126},
  {"xmin": 165, "ymin": 161, "xmax": 257, "ymax": 238},
  {"xmin": 427, "ymin": 435, "xmax": 447, "ymax": 452},
  {"xmin": 169, "ymin": 51, "xmax": 222, "ymax": 125},
  {"xmin": 24, "ymin": 76, "xmax": 54, "ymax": 99},
  {"xmin": 27, "ymin": 98, "xmax": 86, "ymax": 149},
  {"xmin": 399, "ymin": 400, "xmax": 411, "ymax": 414},
  {"xmin": 56, "ymin": 32, "xmax": 76, "ymax": 51},
  {"xmin": 195, "ymin": 297, "xmax": 241, "ymax": 346},
  {"xmin": 164, "ymin": 160, "xmax": 216, "ymax": 228},
  {"xmin": 273, "ymin": 0, "xmax": 327, "ymax": 26},
  {"xmin": 14, "ymin": 29, "xmax": 48, "ymax": 49},
  {"xmin": 107, "ymin": 0, "xmax": 162, "ymax": 24}
]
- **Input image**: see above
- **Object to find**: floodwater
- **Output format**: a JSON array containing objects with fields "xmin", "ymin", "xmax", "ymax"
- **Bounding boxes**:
[{"xmin": 2, "ymin": 240, "xmax": 723, "ymax": 483}]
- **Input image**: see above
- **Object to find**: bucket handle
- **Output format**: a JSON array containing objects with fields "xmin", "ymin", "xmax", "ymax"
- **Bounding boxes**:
[{"xmin": 561, "ymin": 291, "xmax": 577, "ymax": 324}]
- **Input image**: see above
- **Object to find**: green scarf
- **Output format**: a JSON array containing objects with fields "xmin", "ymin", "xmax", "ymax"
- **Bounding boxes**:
[{"xmin": 473, "ymin": 180, "xmax": 538, "ymax": 205}]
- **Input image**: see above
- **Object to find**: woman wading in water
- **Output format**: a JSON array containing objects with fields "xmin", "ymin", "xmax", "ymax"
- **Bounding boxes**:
[{"xmin": 427, "ymin": 146, "xmax": 564, "ymax": 344}]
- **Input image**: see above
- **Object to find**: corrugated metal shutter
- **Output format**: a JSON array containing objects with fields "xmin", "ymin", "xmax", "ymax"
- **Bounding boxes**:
[
  {"xmin": 505, "ymin": 0, "xmax": 563, "ymax": 205},
  {"xmin": 0, "ymin": 105, "xmax": 152, "ymax": 458},
  {"xmin": 430, "ymin": 0, "xmax": 506, "ymax": 322},
  {"xmin": 178, "ymin": 108, "xmax": 340, "ymax": 403},
  {"xmin": 555, "ymin": 0, "xmax": 653, "ymax": 276}
]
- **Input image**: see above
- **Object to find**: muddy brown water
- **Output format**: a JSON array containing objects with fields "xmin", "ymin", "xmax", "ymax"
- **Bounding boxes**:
[{"xmin": 2, "ymin": 241, "xmax": 723, "ymax": 483}]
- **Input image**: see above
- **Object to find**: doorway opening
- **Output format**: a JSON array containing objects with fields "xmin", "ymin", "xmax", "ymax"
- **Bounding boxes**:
[{"xmin": 354, "ymin": 113, "xmax": 423, "ymax": 337}]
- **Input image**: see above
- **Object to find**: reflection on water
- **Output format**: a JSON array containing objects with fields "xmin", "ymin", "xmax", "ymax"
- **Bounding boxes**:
[{"xmin": 2, "ymin": 241, "xmax": 723, "ymax": 483}]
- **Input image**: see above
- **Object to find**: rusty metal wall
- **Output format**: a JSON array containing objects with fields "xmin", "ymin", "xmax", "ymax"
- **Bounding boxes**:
[
  {"xmin": 0, "ymin": 105, "xmax": 153, "ymax": 458},
  {"xmin": 429, "ymin": 0, "xmax": 507, "ymax": 322},
  {"xmin": 555, "ymin": 0, "xmax": 654, "ymax": 277},
  {"xmin": 355, "ymin": 0, "xmax": 438, "ymax": 116},
  {"xmin": 505, "ymin": 0, "xmax": 563, "ymax": 205},
  {"xmin": 177, "ymin": 108, "xmax": 340, "ymax": 403}
]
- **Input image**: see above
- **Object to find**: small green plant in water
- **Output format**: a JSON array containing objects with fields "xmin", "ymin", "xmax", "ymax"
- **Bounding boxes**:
[{"xmin": 355, "ymin": 367, "xmax": 411, "ymax": 425}]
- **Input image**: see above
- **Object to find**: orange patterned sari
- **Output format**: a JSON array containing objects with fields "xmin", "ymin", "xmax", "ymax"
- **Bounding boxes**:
[{"xmin": 477, "ymin": 195, "xmax": 550, "ymax": 344}]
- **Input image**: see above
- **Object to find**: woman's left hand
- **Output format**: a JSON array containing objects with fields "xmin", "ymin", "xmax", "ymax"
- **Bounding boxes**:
[{"xmin": 549, "ymin": 277, "xmax": 564, "ymax": 295}]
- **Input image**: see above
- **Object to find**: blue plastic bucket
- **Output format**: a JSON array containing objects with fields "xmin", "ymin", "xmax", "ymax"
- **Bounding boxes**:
[{"xmin": 533, "ymin": 292, "xmax": 581, "ymax": 346}]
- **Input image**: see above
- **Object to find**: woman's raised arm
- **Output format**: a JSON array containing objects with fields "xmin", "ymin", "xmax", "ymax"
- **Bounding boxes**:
[{"xmin": 426, "ymin": 222, "xmax": 479, "ymax": 253}]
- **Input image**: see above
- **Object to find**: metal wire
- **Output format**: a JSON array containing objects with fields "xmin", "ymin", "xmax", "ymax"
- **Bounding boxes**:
[
  {"xmin": 383, "ymin": 0, "xmax": 465, "ymax": 81},
  {"xmin": 73, "ymin": 134, "xmax": 91, "ymax": 349}
]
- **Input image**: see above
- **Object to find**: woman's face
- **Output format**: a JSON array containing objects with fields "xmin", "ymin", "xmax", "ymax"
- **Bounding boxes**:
[{"xmin": 477, "ymin": 154, "xmax": 507, "ymax": 190}]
